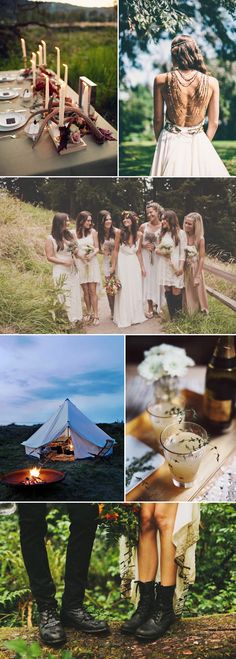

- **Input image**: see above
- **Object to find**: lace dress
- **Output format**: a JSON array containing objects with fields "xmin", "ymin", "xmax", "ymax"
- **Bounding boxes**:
[
  {"xmin": 120, "ymin": 503, "xmax": 200, "ymax": 617},
  {"xmin": 151, "ymin": 70, "xmax": 229, "ymax": 177},
  {"xmin": 113, "ymin": 240, "xmax": 147, "ymax": 328},
  {"xmin": 157, "ymin": 229, "xmax": 187, "ymax": 289},
  {"xmin": 183, "ymin": 239, "xmax": 209, "ymax": 314},
  {"xmin": 142, "ymin": 223, "xmax": 165, "ymax": 311},
  {"xmin": 48, "ymin": 236, "xmax": 82, "ymax": 323},
  {"xmin": 76, "ymin": 233, "xmax": 101, "ymax": 285}
]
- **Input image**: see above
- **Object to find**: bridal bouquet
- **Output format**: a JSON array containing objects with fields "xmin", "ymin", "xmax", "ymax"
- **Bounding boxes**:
[
  {"xmin": 98, "ymin": 503, "xmax": 140, "ymax": 549},
  {"xmin": 158, "ymin": 234, "xmax": 174, "ymax": 256},
  {"xmin": 105, "ymin": 274, "xmax": 122, "ymax": 296},
  {"xmin": 185, "ymin": 245, "xmax": 198, "ymax": 260},
  {"xmin": 138, "ymin": 344, "xmax": 195, "ymax": 381},
  {"xmin": 83, "ymin": 244, "xmax": 95, "ymax": 257},
  {"xmin": 144, "ymin": 231, "xmax": 157, "ymax": 265}
]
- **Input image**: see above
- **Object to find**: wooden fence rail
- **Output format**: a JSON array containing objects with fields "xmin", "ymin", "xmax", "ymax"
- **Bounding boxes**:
[{"xmin": 204, "ymin": 263, "xmax": 236, "ymax": 311}]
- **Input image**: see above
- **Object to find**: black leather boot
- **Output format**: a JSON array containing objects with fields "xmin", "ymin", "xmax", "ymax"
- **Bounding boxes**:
[
  {"xmin": 120, "ymin": 581, "xmax": 155, "ymax": 635},
  {"xmin": 38, "ymin": 606, "xmax": 67, "ymax": 647},
  {"xmin": 172, "ymin": 292, "xmax": 183, "ymax": 316},
  {"xmin": 135, "ymin": 584, "xmax": 176, "ymax": 641},
  {"xmin": 165, "ymin": 290, "xmax": 175, "ymax": 320},
  {"xmin": 61, "ymin": 605, "xmax": 110, "ymax": 634}
]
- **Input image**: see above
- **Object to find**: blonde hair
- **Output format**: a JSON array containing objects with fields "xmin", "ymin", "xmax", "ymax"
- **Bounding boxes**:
[{"xmin": 183, "ymin": 212, "xmax": 204, "ymax": 247}]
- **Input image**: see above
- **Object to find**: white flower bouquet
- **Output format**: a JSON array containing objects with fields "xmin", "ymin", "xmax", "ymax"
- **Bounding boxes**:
[
  {"xmin": 158, "ymin": 234, "xmax": 174, "ymax": 256},
  {"xmin": 185, "ymin": 245, "xmax": 198, "ymax": 259},
  {"xmin": 138, "ymin": 344, "xmax": 195, "ymax": 382}
]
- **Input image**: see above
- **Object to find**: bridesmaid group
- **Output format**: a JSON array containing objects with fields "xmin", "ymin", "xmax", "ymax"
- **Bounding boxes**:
[{"xmin": 45, "ymin": 202, "xmax": 208, "ymax": 329}]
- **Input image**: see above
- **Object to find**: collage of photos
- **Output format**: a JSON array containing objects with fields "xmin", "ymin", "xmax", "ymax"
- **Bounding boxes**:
[{"xmin": 0, "ymin": 2, "xmax": 236, "ymax": 659}]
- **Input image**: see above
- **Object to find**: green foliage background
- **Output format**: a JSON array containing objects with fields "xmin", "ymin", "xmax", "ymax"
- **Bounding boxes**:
[{"xmin": 0, "ymin": 504, "xmax": 235, "ymax": 628}]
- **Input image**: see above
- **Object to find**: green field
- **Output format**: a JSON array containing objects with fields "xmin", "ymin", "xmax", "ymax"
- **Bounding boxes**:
[
  {"xmin": 119, "ymin": 141, "xmax": 236, "ymax": 176},
  {"xmin": 0, "ymin": 422, "xmax": 124, "ymax": 502},
  {"xmin": 3, "ymin": 27, "xmax": 117, "ymax": 126}
]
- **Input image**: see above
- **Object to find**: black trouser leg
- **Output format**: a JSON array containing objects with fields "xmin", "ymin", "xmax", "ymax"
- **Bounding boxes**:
[
  {"xmin": 62, "ymin": 504, "xmax": 99, "ymax": 609},
  {"xmin": 18, "ymin": 503, "xmax": 56, "ymax": 610}
]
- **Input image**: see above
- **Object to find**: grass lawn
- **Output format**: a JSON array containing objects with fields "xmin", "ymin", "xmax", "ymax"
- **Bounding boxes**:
[
  {"xmin": 162, "ymin": 296, "xmax": 236, "ymax": 334},
  {"xmin": 119, "ymin": 141, "xmax": 236, "ymax": 176},
  {"xmin": 0, "ymin": 423, "xmax": 124, "ymax": 502}
]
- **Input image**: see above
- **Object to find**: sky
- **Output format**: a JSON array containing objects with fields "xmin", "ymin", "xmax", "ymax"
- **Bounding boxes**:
[
  {"xmin": 30, "ymin": 1, "xmax": 115, "ymax": 7},
  {"xmin": 0, "ymin": 335, "xmax": 124, "ymax": 425}
]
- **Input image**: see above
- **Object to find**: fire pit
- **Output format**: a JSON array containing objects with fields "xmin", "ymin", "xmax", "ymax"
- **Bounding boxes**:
[{"xmin": 1, "ymin": 468, "xmax": 65, "ymax": 487}]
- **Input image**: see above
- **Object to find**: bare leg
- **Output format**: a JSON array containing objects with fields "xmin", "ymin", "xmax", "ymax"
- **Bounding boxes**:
[
  {"xmin": 154, "ymin": 503, "xmax": 177, "ymax": 585},
  {"xmin": 89, "ymin": 282, "xmax": 98, "ymax": 318},
  {"xmin": 147, "ymin": 299, "xmax": 153, "ymax": 314},
  {"xmin": 138, "ymin": 504, "xmax": 158, "ymax": 582},
  {"xmin": 81, "ymin": 283, "xmax": 91, "ymax": 315},
  {"xmin": 172, "ymin": 287, "xmax": 181, "ymax": 296}
]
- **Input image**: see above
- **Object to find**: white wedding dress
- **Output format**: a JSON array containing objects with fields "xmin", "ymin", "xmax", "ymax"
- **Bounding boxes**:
[
  {"xmin": 142, "ymin": 223, "xmax": 165, "ymax": 311},
  {"xmin": 113, "ymin": 241, "xmax": 147, "ymax": 328},
  {"xmin": 120, "ymin": 503, "xmax": 200, "ymax": 617},
  {"xmin": 48, "ymin": 236, "xmax": 83, "ymax": 324},
  {"xmin": 151, "ymin": 71, "xmax": 229, "ymax": 177}
]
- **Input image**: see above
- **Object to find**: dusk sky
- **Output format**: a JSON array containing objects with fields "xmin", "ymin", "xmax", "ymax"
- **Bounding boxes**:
[
  {"xmin": 0, "ymin": 335, "xmax": 124, "ymax": 425},
  {"xmin": 30, "ymin": 1, "xmax": 115, "ymax": 7}
]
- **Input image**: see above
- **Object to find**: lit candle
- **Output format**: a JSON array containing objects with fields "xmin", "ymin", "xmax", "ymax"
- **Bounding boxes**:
[
  {"xmin": 55, "ymin": 46, "xmax": 60, "ymax": 80},
  {"xmin": 31, "ymin": 58, "xmax": 36, "ymax": 88},
  {"xmin": 63, "ymin": 63, "xmax": 68, "ymax": 91},
  {"xmin": 44, "ymin": 74, "xmax": 49, "ymax": 109},
  {"xmin": 38, "ymin": 45, "xmax": 43, "ymax": 67},
  {"xmin": 41, "ymin": 40, "xmax": 47, "ymax": 66},
  {"xmin": 21, "ymin": 38, "xmax": 27, "ymax": 61},
  {"xmin": 59, "ymin": 82, "xmax": 66, "ymax": 127}
]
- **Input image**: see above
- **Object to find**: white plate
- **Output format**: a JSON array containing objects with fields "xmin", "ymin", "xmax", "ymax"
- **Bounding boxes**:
[
  {"xmin": 0, "ymin": 112, "xmax": 27, "ymax": 131},
  {"xmin": 0, "ymin": 75, "xmax": 16, "ymax": 83},
  {"xmin": 0, "ymin": 89, "xmax": 19, "ymax": 100}
]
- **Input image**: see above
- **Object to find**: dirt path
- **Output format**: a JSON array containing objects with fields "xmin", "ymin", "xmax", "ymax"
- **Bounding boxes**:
[{"xmin": 86, "ymin": 292, "xmax": 165, "ymax": 335}]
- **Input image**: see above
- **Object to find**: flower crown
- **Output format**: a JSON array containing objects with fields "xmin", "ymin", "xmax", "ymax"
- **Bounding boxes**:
[{"xmin": 171, "ymin": 39, "xmax": 196, "ymax": 50}]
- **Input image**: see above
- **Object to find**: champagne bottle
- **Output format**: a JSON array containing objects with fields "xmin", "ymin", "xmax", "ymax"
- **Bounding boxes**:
[{"xmin": 203, "ymin": 336, "xmax": 236, "ymax": 432}]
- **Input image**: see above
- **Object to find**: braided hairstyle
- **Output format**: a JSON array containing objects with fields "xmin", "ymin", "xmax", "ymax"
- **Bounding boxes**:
[{"xmin": 171, "ymin": 35, "xmax": 207, "ymax": 73}]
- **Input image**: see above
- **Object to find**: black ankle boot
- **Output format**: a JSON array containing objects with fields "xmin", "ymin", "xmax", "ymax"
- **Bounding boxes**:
[
  {"xmin": 38, "ymin": 606, "xmax": 67, "ymax": 647},
  {"xmin": 61, "ymin": 604, "xmax": 109, "ymax": 634},
  {"xmin": 172, "ymin": 293, "xmax": 183, "ymax": 316},
  {"xmin": 135, "ymin": 584, "xmax": 176, "ymax": 641},
  {"xmin": 165, "ymin": 291, "xmax": 175, "ymax": 320},
  {"xmin": 120, "ymin": 581, "xmax": 155, "ymax": 635}
]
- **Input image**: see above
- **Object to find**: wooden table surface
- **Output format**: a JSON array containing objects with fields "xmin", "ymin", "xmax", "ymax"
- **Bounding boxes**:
[
  {"xmin": 126, "ymin": 365, "xmax": 236, "ymax": 502},
  {"xmin": 0, "ymin": 71, "xmax": 117, "ymax": 175}
]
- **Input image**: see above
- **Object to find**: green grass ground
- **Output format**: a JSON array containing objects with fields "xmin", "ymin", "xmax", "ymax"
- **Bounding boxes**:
[
  {"xmin": 119, "ymin": 141, "xmax": 236, "ymax": 176},
  {"xmin": 163, "ymin": 296, "xmax": 236, "ymax": 334}
]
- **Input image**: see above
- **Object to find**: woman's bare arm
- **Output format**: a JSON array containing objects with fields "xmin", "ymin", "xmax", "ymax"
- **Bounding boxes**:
[
  {"xmin": 45, "ymin": 237, "xmax": 73, "ymax": 266},
  {"xmin": 153, "ymin": 74, "xmax": 165, "ymax": 141},
  {"xmin": 206, "ymin": 78, "xmax": 219, "ymax": 141},
  {"xmin": 111, "ymin": 229, "xmax": 121, "ymax": 272},
  {"xmin": 137, "ymin": 232, "xmax": 146, "ymax": 275}
]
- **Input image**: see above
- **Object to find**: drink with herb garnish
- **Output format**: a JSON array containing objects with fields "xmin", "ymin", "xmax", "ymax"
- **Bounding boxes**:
[
  {"xmin": 147, "ymin": 401, "xmax": 184, "ymax": 447},
  {"xmin": 161, "ymin": 421, "xmax": 208, "ymax": 488}
]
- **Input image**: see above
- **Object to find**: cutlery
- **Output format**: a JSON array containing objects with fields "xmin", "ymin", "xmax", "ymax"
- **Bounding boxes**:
[{"xmin": 0, "ymin": 134, "xmax": 17, "ymax": 139}]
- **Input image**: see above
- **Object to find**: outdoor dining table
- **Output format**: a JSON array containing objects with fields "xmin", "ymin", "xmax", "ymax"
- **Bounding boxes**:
[{"xmin": 0, "ymin": 70, "xmax": 117, "ymax": 175}]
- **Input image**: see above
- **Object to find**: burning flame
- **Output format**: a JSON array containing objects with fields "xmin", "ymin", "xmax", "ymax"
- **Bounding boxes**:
[{"xmin": 29, "ymin": 467, "xmax": 41, "ymax": 478}]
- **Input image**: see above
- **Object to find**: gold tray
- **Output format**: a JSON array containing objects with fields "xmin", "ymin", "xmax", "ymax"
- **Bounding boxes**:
[{"xmin": 126, "ymin": 390, "xmax": 236, "ymax": 502}]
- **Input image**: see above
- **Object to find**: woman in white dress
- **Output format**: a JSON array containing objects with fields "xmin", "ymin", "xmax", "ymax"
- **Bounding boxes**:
[
  {"xmin": 112, "ymin": 211, "xmax": 147, "ymax": 329},
  {"xmin": 156, "ymin": 209, "xmax": 187, "ymax": 319},
  {"xmin": 151, "ymin": 35, "xmax": 229, "ymax": 177},
  {"xmin": 140, "ymin": 201, "xmax": 165, "ymax": 318},
  {"xmin": 75, "ymin": 212, "xmax": 101, "ymax": 326},
  {"xmin": 120, "ymin": 502, "xmax": 200, "ymax": 641},
  {"xmin": 45, "ymin": 213, "xmax": 83, "ymax": 325},
  {"xmin": 183, "ymin": 212, "xmax": 209, "ymax": 315},
  {"xmin": 98, "ymin": 210, "xmax": 119, "ymax": 319}
]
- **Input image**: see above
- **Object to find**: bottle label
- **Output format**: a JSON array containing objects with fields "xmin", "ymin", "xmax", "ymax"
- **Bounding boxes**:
[{"xmin": 203, "ymin": 390, "xmax": 232, "ymax": 422}]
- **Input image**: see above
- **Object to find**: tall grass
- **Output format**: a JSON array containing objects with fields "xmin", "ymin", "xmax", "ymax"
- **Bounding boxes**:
[{"xmin": 163, "ymin": 297, "xmax": 236, "ymax": 334}]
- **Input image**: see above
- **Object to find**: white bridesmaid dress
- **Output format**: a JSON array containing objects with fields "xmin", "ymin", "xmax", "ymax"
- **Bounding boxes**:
[
  {"xmin": 142, "ymin": 223, "xmax": 165, "ymax": 311},
  {"xmin": 48, "ymin": 236, "xmax": 83, "ymax": 324},
  {"xmin": 113, "ymin": 241, "xmax": 147, "ymax": 328},
  {"xmin": 76, "ymin": 233, "xmax": 101, "ymax": 286},
  {"xmin": 157, "ymin": 229, "xmax": 187, "ymax": 289}
]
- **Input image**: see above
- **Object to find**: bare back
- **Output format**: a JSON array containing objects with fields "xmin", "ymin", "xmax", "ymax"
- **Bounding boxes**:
[{"xmin": 159, "ymin": 70, "xmax": 214, "ymax": 127}]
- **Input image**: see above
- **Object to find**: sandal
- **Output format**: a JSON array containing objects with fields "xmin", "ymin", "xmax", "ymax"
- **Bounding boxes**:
[
  {"xmin": 93, "ymin": 317, "xmax": 100, "ymax": 326},
  {"xmin": 145, "ymin": 311, "xmax": 154, "ymax": 319}
]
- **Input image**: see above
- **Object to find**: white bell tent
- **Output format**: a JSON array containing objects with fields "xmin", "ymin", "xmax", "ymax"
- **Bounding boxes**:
[{"xmin": 21, "ymin": 398, "xmax": 116, "ymax": 460}]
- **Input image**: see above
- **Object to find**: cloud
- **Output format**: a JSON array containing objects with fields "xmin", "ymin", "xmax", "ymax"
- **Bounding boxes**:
[{"xmin": 0, "ymin": 335, "xmax": 124, "ymax": 424}]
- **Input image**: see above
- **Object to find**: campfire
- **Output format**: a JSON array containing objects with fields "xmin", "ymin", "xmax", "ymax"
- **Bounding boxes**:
[
  {"xmin": 1, "ymin": 468, "xmax": 65, "ymax": 488},
  {"xmin": 22, "ymin": 467, "xmax": 43, "ymax": 485}
]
